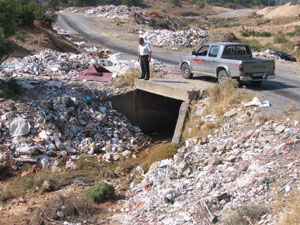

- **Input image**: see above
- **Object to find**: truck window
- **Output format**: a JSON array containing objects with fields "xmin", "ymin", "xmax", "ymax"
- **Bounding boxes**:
[
  {"xmin": 208, "ymin": 45, "xmax": 219, "ymax": 57},
  {"xmin": 222, "ymin": 45, "xmax": 251, "ymax": 58},
  {"xmin": 197, "ymin": 45, "xmax": 209, "ymax": 56}
]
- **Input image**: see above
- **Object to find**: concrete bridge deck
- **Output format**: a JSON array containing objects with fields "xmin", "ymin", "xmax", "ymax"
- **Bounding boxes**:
[{"xmin": 134, "ymin": 78, "xmax": 214, "ymax": 102}]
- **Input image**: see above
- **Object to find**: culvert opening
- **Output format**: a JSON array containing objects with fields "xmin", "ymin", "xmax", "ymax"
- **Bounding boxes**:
[{"xmin": 109, "ymin": 90, "xmax": 182, "ymax": 140}]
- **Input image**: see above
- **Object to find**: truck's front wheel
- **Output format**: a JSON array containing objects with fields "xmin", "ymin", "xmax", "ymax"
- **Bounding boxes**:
[
  {"xmin": 181, "ymin": 63, "xmax": 193, "ymax": 79},
  {"xmin": 217, "ymin": 69, "xmax": 228, "ymax": 84}
]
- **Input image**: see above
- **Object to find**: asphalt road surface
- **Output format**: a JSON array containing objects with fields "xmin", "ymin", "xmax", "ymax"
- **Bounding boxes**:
[{"xmin": 56, "ymin": 12, "xmax": 300, "ymax": 114}]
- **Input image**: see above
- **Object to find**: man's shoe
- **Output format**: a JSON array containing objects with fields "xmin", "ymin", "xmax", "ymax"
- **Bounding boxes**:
[
  {"xmin": 138, "ymin": 77, "xmax": 145, "ymax": 79},
  {"xmin": 144, "ymin": 78, "xmax": 149, "ymax": 80}
]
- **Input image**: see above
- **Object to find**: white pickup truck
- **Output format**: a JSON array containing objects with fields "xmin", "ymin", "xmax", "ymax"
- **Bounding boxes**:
[{"xmin": 179, "ymin": 42, "xmax": 275, "ymax": 86}]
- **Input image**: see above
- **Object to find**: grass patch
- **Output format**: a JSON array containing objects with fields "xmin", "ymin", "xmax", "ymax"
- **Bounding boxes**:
[
  {"xmin": 275, "ymin": 192, "xmax": 300, "ymax": 225},
  {"xmin": 0, "ymin": 157, "xmax": 117, "ymax": 203},
  {"xmin": 118, "ymin": 143, "xmax": 178, "ymax": 173},
  {"xmin": 216, "ymin": 23, "xmax": 241, "ymax": 28},
  {"xmin": 274, "ymin": 32, "xmax": 289, "ymax": 44},
  {"xmin": 84, "ymin": 182, "xmax": 115, "ymax": 203},
  {"xmin": 241, "ymin": 31, "xmax": 272, "ymax": 38},
  {"xmin": 182, "ymin": 79, "xmax": 254, "ymax": 141},
  {"xmin": 223, "ymin": 204, "xmax": 270, "ymax": 225},
  {"xmin": 178, "ymin": 17, "xmax": 197, "ymax": 28},
  {"xmin": 287, "ymin": 28, "xmax": 300, "ymax": 37}
]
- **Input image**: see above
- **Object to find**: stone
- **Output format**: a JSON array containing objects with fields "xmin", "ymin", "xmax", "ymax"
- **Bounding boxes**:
[
  {"xmin": 209, "ymin": 156, "xmax": 221, "ymax": 166},
  {"xmin": 121, "ymin": 150, "xmax": 132, "ymax": 158},
  {"xmin": 9, "ymin": 117, "xmax": 31, "ymax": 137},
  {"xmin": 224, "ymin": 109, "xmax": 237, "ymax": 118},
  {"xmin": 275, "ymin": 125, "xmax": 286, "ymax": 134}
]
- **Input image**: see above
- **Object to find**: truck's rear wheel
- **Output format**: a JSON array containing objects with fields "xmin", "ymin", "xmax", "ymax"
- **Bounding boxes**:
[
  {"xmin": 181, "ymin": 63, "xmax": 193, "ymax": 79},
  {"xmin": 251, "ymin": 80, "xmax": 263, "ymax": 87},
  {"xmin": 217, "ymin": 70, "xmax": 228, "ymax": 84}
]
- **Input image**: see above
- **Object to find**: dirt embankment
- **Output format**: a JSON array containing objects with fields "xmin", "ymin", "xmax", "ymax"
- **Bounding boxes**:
[{"xmin": 10, "ymin": 22, "xmax": 81, "ymax": 58}]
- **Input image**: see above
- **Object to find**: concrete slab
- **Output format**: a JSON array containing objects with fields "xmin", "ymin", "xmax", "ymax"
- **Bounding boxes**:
[{"xmin": 134, "ymin": 78, "xmax": 213, "ymax": 102}]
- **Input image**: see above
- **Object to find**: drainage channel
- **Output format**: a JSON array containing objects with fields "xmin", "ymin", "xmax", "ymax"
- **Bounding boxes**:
[{"xmin": 109, "ymin": 90, "xmax": 184, "ymax": 142}]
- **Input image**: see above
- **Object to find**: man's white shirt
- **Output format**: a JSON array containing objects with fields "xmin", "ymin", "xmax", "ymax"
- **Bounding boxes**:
[{"xmin": 138, "ymin": 42, "xmax": 151, "ymax": 56}]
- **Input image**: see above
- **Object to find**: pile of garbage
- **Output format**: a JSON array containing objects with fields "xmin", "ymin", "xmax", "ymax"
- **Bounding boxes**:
[
  {"xmin": 1, "ymin": 49, "xmax": 110, "ymax": 81},
  {"xmin": 85, "ymin": 5, "xmax": 145, "ymax": 20},
  {"xmin": 0, "ymin": 47, "xmax": 156, "ymax": 170},
  {"xmin": 138, "ymin": 28, "xmax": 208, "ymax": 48},
  {"xmin": 0, "ymin": 78, "xmax": 149, "ymax": 170},
  {"xmin": 106, "ymin": 98, "xmax": 300, "ymax": 224},
  {"xmin": 253, "ymin": 49, "xmax": 297, "ymax": 62},
  {"xmin": 1, "ymin": 49, "xmax": 165, "ymax": 82}
]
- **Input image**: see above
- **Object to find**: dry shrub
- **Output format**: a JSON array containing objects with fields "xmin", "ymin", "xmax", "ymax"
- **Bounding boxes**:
[
  {"xmin": 182, "ymin": 79, "xmax": 254, "ymax": 141},
  {"xmin": 117, "ymin": 143, "xmax": 178, "ymax": 173},
  {"xmin": 274, "ymin": 192, "xmax": 300, "ymax": 225},
  {"xmin": 31, "ymin": 193, "xmax": 98, "ymax": 224},
  {"xmin": 223, "ymin": 204, "xmax": 270, "ymax": 225},
  {"xmin": 114, "ymin": 66, "xmax": 164, "ymax": 88},
  {"xmin": 204, "ymin": 79, "xmax": 253, "ymax": 117},
  {"xmin": 114, "ymin": 67, "xmax": 140, "ymax": 88}
]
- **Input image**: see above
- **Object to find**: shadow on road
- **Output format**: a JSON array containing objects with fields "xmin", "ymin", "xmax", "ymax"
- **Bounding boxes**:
[{"xmin": 245, "ymin": 80, "xmax": 299, "ymax": 91}]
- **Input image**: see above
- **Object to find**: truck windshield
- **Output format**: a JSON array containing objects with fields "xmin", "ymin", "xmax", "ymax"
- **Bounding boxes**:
[{"xmin": 222, "ymin": 45, "xmax": 251, "ymax": 59}]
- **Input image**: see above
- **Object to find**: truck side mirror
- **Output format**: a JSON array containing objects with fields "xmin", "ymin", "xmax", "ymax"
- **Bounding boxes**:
[{"xmin": 192, "ymin": 50, "xmax": 197, "ymax": 55}]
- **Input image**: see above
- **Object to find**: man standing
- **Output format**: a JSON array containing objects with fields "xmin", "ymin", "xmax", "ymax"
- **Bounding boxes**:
[{"xmin": 137, "ymin": 38, "xmax": 151, "ymax": 80}]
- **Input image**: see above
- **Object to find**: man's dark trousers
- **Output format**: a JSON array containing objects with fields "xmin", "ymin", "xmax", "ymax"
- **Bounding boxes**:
[{"xmin": 140, "ymin": 55, "xmax": 150, "ymax": 79}]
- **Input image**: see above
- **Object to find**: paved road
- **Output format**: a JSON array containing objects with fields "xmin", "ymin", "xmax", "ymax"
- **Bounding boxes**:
[{"xmin": 56, "ymin": 12, "xmax": 300, "ymax": 114}]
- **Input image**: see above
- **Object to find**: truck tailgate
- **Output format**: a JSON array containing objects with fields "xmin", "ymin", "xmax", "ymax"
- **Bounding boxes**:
[{"xmin": 243, "ymin": 59, "xmax": 274, "ymax": 73}]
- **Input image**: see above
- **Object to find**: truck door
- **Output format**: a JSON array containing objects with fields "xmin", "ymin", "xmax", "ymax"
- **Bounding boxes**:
[
  {"xmin": 206, "ymin": 45, "xmax": 220, "ymax": 76},
  {"xmin": 193, "ymin": 45, "xmax": 210, "ymax": 73}
]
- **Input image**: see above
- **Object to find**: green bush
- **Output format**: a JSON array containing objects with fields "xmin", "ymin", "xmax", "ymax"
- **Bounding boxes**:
[
  {"xmin": 195, "ymin": 0, "xmax": 205, "ymax": 8},
  {"xmin": 84, "ymin": 182, "xmax": 115, "ymax": 203},
  {"xmin": 241, "ymin": 31, "xmax": 272, "ymax": 38},
  {"xmin": 240, "ymin": 38, "xmax": 263, "ymax": 51},
  {"xmin": 155, "ymin": 19, "xmax": 168, "ymax": 29},
  {"xmin": 18, "ymin": 3, "xmax": 36, "ymax": 27}
]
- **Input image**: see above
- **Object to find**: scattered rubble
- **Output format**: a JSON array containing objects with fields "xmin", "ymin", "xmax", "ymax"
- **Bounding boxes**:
[
  {"xmin": 137, "ymin": 28, "xmax": 208, "ymax": 48},
  {"xmin": 105, "ymin": 100, "xmax": 300, "ymax": 225}
]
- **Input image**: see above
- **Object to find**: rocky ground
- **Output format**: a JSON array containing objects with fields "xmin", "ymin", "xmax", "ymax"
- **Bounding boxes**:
[{"xmin": 105, "ymin": 98, "xmax": 300, "ymax": 225}]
